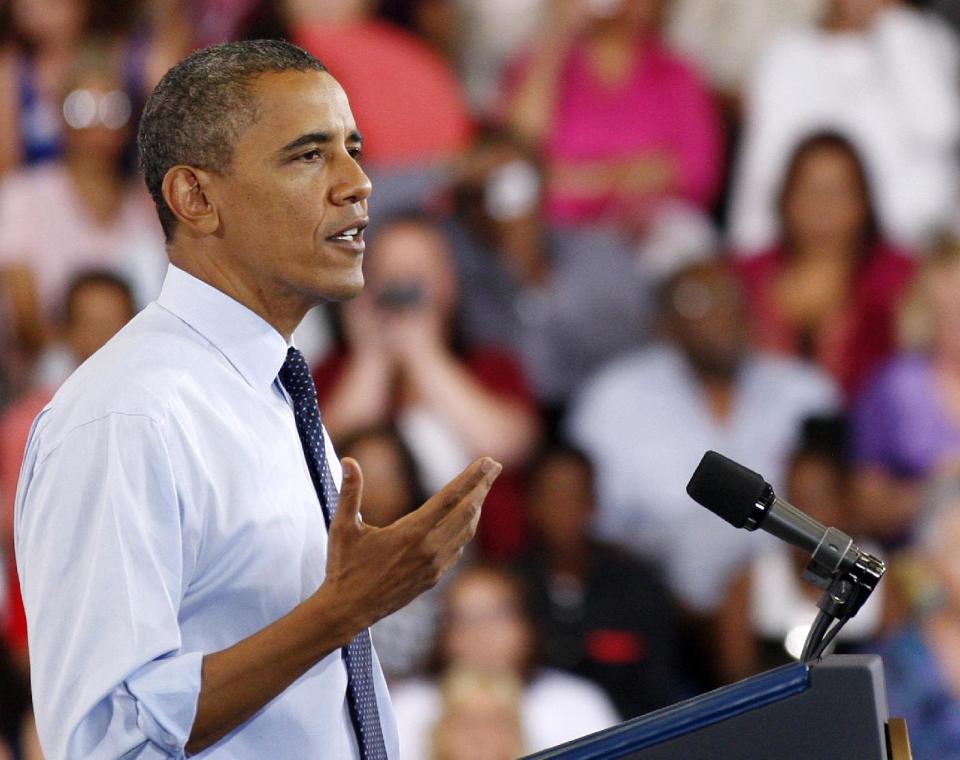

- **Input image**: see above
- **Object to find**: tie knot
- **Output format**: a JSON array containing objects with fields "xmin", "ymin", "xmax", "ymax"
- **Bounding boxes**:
[{"xmin": 278, "ymin": 346, "xmax": 316, "ymax": 403}]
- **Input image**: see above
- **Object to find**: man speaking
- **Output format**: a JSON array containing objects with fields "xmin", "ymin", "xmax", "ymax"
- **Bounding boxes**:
[{"xmin": 14, "ymin": 40, "xmax": 501, "ymax": 758}]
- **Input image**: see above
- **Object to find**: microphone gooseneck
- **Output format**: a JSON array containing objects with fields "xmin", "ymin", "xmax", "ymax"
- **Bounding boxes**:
[{"xmin": 686, "ymin": 450, "xmax": 885, "ymax": 663}]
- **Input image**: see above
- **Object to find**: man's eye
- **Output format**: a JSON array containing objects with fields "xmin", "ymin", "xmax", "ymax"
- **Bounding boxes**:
[
  {"xmin": 348, "ymin": 147, "xmax": 363, "ymax": 161},
  {"xmin": 299, "ymin": 149, "xmax": 322, "ymax": 162}
]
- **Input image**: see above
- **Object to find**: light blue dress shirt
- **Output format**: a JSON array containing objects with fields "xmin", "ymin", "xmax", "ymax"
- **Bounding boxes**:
[{"xmin": 14, "ymin": 265, "xmax": 399, "ymax": 759}]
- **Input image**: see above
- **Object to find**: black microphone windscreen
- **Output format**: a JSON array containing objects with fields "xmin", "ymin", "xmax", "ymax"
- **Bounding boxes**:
[{"xmin": 686, "ymin": 451, "xmax": 769, "ymax": 529}]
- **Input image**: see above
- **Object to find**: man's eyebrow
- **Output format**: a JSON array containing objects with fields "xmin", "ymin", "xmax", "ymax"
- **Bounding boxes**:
[{"xmin": 278, "ymin": 130, "xmax": 364, "ymax": 154}]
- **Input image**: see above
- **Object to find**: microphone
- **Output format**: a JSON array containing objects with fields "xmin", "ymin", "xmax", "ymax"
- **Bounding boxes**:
[
  {"xmin": 686, "ymin": 450, "xmax": 885, "ymax": 661},
  {"xmin": 686, "ymin": 451, "xmax": 880, "ymax": 591}
]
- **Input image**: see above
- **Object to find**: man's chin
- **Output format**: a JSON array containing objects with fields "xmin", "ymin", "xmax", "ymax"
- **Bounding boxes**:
[{"xmin": 320, "ymin": 272, "xmax": 365, "ymax": 303}]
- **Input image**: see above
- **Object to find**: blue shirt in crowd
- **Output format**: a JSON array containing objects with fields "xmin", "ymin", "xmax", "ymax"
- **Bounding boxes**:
[{"xmin": 871, "ymin": 625, "xmax": 960, "ymax": 760}]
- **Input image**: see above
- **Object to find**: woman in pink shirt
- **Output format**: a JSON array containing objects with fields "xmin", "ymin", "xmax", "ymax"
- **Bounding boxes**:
[{"xmin": 505, "ymin": 0, "xmax": 724, "ymax": 230}]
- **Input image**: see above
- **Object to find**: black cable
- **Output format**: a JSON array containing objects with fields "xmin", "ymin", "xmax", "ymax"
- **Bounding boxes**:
[
  {"xmin": 812, "ymin": 613, "xmax": 854, "ymax": 660},
  {"xmin": 801, "ymin": 609, "xmax": 833, "ymax": 663},
  {"xmin": 810, "ymin": 583, "xmax": 865, "ymax": 660}
]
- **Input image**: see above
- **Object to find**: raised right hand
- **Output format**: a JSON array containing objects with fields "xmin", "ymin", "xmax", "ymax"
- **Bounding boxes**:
[
  {"xmin": 317, "ymin": 456, "xmax": 502, "ymax": 637},
  {"xmin": 187, "ymin": 458, "xmax": 502, "ymax": 752}
]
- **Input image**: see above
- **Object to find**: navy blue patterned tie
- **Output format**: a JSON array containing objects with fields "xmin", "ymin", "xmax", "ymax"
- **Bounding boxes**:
[{"xmin": 279, "ymin": 346, "xmax": 388, "ymax": 760}]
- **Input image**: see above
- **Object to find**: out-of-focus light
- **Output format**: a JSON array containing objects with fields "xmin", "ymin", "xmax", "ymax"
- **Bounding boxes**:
[
  {"xmin": 784, "ymin": 625, "xmax": 808, "ymax": 661},
  {"xmin": 63, "ymin": 89, "xmax": 131, "ymax": 130},
  {"xmin": 63, "ymin": 89, "xmax": 97, "ymax": 129},
  {"xmin": 100, "ymin": 91, "xmax": 132, "ymax": 130},
  {"xmin": 484, "ymin": 159, "xmax": 541, "ymax": 222}
]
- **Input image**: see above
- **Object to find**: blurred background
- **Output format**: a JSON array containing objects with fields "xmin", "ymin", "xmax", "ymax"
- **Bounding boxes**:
[{"xmin": 3, "ymin": 0, "xmax": 960, "ymax": 757}]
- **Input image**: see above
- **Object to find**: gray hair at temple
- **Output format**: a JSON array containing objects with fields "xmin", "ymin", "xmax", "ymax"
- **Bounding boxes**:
[{"xmin": 137, "ymin": 39, "xmax": 327, "ymax": 243}]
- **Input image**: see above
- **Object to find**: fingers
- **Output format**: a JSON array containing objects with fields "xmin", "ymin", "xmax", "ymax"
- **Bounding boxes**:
[
  {"xmin": 332, "ymin": 457, "xmax": 364, "ymax": 531},
  {"xmin": 445, "ymin": 458, "xmax": 501, "ymax": 503},
  {"xmin": 411, "ymin": 457, "xmax": 502, "ymax": 526},
  {"xmin": 387, "ymin": 458, "xmax": 500, "ymax": 589},
  {"xmin": 432, "ymin": 487, "xmax": 488, "ymax": 576},
  {"xmin": 434, "ymin": 469, "xmax": 496, "ymax": 541}
]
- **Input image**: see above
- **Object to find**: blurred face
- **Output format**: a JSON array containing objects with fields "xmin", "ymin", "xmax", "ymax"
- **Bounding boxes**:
[
  {"xmin": 367, "ymin": 223, "xmax": 457, "ymax": 319},
  {"xmin": 65, "ymin": 282, "xmax": 134, "ymax": 362},
  {"xmin": 455, "ymin": 139, "xmax": 543, "ymax": 258},
  {"xmin": 443, "ymin": 572, "xmax": 531, "ymax": 673},
  {"xmin": 13, "ymin": 0, "xmax": 86, "ymax": 44},
  {"xmin": 62, "ymin": 73, "xmax": 132, "ymax": 162},
  {"xmin": 930, "ymin": 507, "xmax": 960, "ymax": 610},
  {"xmin": 283, "ymin": 0, "xmax": 374, "ymax": 25},
  {"xmin": 667, "ymin": 265, "xmax": 748, "ymax": 379},
  {"xmin": 926, "ymin": 265, "xmax": 960, "ymax": 361},
  {"xmin": 528, "ymin": 455, "xmax": 594, "ymax": 551},
  {"xmin": 342, "ymin": 434, "xmax": 414, "ymax": 527},
  {"xmin": 786, "ymin": 455, "xmax": 845, "ymax": 529},
  {"xmin": 830, "ymin": 0, "xmax": 890, "ymax": 31},
  {"xmin": 783, "ymin": 145, "xmax": 869, "ymax": 250},
  {"xmin": 203, "ymin": 70, "xmax": 371, "ymax": 323},
  {"xmin": 587, "ymin": 0, "xmax": 663, "ymax": 34}
]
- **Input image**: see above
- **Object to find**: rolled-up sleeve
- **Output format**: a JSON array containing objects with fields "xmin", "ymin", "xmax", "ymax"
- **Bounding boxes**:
[{"xmin": 14, "ymin": 412, "xmax": 201, "ymax": 759}]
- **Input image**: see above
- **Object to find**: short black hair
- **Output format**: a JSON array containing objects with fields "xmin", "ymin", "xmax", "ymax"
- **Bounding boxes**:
[
  {"xmin": 792, "ymin": 414, "xmax": 850, "ymax": 473},
  {"xmin": 137, "ymin": 39, "xmax": 327, "ymax": 242},
  {"xmin": 527, "ymin": 441, "xmax": 595, "ymax": 490}
]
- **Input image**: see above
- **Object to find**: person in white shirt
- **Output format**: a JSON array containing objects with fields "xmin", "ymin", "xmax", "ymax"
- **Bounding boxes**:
[
  {"xmin": 729, "ymin": 0, "xmax": 960, "ymax": 253},
  {"xmin": 666, "ymin": 0, "xmax": 826, "ymax": 101},
  {"xmin": 14, "ymin": 39, "xmax": 502, "ymax": 759},
  {"xmin": 566, "ymin": 259, "xmax": 839, "ymax": 614}
]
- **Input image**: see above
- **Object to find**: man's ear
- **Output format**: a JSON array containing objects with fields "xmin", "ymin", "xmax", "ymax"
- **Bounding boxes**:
[{"xmin": 161, "ymin": 166, "xmax": 221, "ymax": 238}]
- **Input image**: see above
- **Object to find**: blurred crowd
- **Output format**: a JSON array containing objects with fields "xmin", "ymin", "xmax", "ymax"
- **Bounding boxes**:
[{"xmin": 3, "ymin": 0, "xmax": 960, "ymax": 757}]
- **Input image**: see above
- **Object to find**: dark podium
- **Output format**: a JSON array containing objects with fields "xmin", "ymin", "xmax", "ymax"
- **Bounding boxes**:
[{"xmin": 523, "ymin": 654, "xmax": 912, "ymax": 760}]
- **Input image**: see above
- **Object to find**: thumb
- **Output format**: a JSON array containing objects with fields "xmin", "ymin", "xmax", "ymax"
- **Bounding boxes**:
[{"xmin": 333, "ymin": 457, "xmax": 364, "ymax": 530}]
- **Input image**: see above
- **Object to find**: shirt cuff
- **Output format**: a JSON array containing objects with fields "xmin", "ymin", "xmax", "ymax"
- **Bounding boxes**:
[{"xmin": 126, "ymin": 650, "xmax": 204, "ymax": 756}]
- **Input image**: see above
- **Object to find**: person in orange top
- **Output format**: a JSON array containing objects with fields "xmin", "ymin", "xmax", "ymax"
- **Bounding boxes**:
[{"xmin": 287, "ymin": 0, "xmax": 473, "ymax": 169}]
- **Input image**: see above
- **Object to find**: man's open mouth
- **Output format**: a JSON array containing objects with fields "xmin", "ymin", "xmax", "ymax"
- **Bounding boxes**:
[{"xmin": 327, "ymin": 219, "xmax": 368, "ymax": 243}]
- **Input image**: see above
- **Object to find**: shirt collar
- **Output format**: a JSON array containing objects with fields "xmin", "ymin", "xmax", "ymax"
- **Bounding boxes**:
[{"xmin": 156, "ymin": 264, "xmax": 290, "ymax": 394}]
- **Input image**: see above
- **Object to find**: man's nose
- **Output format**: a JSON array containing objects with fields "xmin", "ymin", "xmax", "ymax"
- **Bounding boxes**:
[{"xmin": 331, "ymin": 157, "xmax": 373, "ymax": 206}]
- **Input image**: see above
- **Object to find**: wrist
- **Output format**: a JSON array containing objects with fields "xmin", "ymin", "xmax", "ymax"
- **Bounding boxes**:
[{"xmin": 302, "ymin": 583, "xmax": 368, "ymax": 651}]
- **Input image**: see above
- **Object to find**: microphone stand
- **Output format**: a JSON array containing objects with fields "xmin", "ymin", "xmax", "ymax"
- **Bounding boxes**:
[
  {"xmin": 798, "ymin": 529, "xmax": 886, "ymax": 662},
  {"xmin": 685, "ymin": 452, "xmax": 888, "ymax": 664}
]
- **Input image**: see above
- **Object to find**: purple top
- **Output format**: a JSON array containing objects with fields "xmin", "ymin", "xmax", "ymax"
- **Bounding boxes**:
[{"xmin": 853, "ymin": 353, "xmax": 960, "ymax": 477}]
